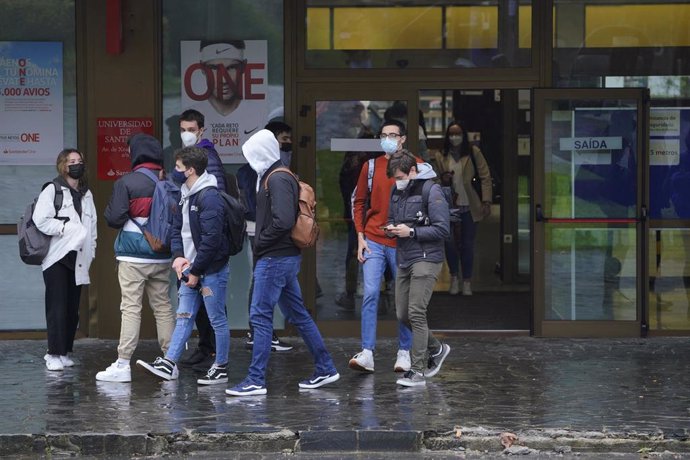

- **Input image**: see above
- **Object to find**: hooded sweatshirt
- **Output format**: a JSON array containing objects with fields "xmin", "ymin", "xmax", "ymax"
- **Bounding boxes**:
[
  {"xmin": 105, "ymin": 133, "xmax": 170, "ymax": 262},
  {"xmin": 179, "ymin": 171, "xmax": 218, "ymax": 264},
  {"xmin": 242, "ymin": 129, "xmax": 300, "ymax": 258},
  {"xmin": 387, "ymin": 162, "xmax": 450, "ymax": 269}
]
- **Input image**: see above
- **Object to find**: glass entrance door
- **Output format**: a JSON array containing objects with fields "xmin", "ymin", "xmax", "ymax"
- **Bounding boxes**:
[{"xmin": 533, "ymin": 88, "xmax": 649, "ymax": 337}]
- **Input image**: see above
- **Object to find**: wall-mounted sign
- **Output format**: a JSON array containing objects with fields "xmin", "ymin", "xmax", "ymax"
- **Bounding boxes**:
[
  {"xmin": 0, "ymin": 41, "xmax": 63, "ymax": 165},
  {"xmin": 180, "ymin": 40, "xmax": 268, "ymax": 164},
  {"xmin": 559, "ymin": 137, "xmax": 622, "ymax": 151},
  {"xmin": 97, "ymin": 118, "xmax": 154, "ymax": 180}
]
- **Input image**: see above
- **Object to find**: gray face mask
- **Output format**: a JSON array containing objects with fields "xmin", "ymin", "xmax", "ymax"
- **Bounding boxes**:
[{"xmin": 449, "ymin": 135, "xmax": 463, "ymax": 147}]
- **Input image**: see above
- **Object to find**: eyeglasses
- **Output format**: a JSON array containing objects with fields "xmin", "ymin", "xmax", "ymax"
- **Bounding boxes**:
[{"xmin": 379, "ymin": 133, "xmax": 401, "ymax": 140}]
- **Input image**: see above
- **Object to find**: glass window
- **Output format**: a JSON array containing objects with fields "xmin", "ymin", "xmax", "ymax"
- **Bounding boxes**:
[
  {"xmin": 162, "ymin": 0, "xmax": 284, "ymax": 330},
  {"xmin": 0, "ymin": 1, "xmax": 76, "ymax": 223},
  {"xmin": 306, "ymin": 1, "xmax": 532, "ymax": 69},
  {"xmin": 649, "ymin": 228, "xmax": 690, "ymax": 331},
  {"xmin": 0, "ymin": 236, "xmax": 46, "ymax": 330}
]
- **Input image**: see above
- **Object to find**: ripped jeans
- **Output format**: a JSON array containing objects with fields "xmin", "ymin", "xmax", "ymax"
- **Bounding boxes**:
[{"xmin": 165, "ymin": 263, "xmax": 230, "ymax": 366}]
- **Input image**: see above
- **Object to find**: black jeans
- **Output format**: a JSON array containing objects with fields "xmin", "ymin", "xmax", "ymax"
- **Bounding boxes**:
[{"xmin": 43, "ymin": 260, "xmax": 82, "ymax": 356}]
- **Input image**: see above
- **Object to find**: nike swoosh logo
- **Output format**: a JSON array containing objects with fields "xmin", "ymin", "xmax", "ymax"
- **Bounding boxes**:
[
  {"xmin": 244, "ymin": 127, "xmax": 258, "ymax": 135},
  {"xmin": 216, "ymin": 48, "xmax": 232, "ymax": 54}
]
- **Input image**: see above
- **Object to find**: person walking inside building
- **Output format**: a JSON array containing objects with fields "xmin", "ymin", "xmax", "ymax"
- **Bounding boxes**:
[
  {"xmin": 349, "ymin": 119, "xmax": 413, "ymax": 374},
  {"xmin": 434, "ymin": 121, "xmax": 492, "ymax": 296},
  {"xmin": 137, "ymin": 146, "xmax": 231, "ymax": 385},
  {"xmin": 383, "ymin": 151, "xmax": 452, "ymax": 387},
  {"xmin": 96, "ymin": 134, "xmax": 175, "ymax": 383},
  {"xmin": 226, "ymin": 129, "xmax": 339, "ymax": 396},
  {"xmin": 177, "ymin": 108, "xmax": 228, "ymax": 372},
  {"xmin": 34, "ymin": 149, "xmax": 97, "ymax": 371}
]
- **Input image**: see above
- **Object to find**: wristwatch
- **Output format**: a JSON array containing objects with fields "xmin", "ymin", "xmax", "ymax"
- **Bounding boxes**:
[{"xmin": 409, "ymin": 228, "xmax": 416, "ymax": 239}]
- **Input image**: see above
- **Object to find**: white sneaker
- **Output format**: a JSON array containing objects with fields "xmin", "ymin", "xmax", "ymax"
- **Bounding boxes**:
[
  {"xmin": 449, "ymin": 276, "xmax": 460, "ymax": 295},
  {"xmin": 394, "ymin": 349, "xmax": 411, "ymax": 372},
  {"xmin": 348, "ymin": 349, "xmax": 375, "ymax": 373},
  {"xmin": 96, "ymin": 362, "xmax": 132, "ymax": 382},
  {"xmin": 462, "ymin": 280, "xmax": 472, "ymax": 296},
  {"xmin": 60, "ymin": 355, "xmax": 75, "ymax": 367},
  {"xmin": 44, "ymin": 354, "xmax": 64, "ymax": 371}
]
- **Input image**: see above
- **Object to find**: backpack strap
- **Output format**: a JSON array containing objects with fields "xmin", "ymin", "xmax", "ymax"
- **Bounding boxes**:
[
  {"xmin": 41, "ymin": 181, "xmax": 64, "ymax": 217},
  {"xmin": 366, "ymin": 158, "xmax": 375, "ymax": 193},
  {"xmin": 135, "ymin": 167, "xmax": 160, "ymax": 184},
  {"xmin": 421, "ymin": 179, "xmax": 434, "ymax": 220},
  {"xmin": 263, "ymin": 166, "xmax": 297, "ymax": 190}
]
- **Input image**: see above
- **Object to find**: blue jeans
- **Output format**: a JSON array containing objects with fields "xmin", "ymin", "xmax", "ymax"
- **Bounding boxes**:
[
  {"xmin": 361, "ymin": 240, "xmax": 412, "ymax": 351},
  {"xmin": 445, "ymin": 211, "xmax": 477, "ymax": 279},
  {"xmin": 166, "ymin": 264, "xmax": 230, "ymax": 366},
  {"xmin": 247, "ymin": 255, "xmax": 336, "ymax": 386}
]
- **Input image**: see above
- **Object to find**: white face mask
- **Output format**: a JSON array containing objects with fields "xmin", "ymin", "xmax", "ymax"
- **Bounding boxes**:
[
  {"xmin": 180, "ymin": 131, "xmax": 198, "ymax": 147},
  {"xmin": 395, "ymin": 179, "xmax": 410, "ymax": 190},
  {"xmin": 449, "ymin": 135, "xmax": 463, "ymax": 147}
]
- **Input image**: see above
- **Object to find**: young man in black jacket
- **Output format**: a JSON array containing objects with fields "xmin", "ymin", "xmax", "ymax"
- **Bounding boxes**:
[
  {"xmin": 137, "ymin": 146, "xmax": 231, "ymax": 385},
  {"xmin": 226, "ymin": 129, "xmax": 339, "ymax": 396},
  {"xmin": 384, "ymin": 151, "xmax": 452, "ymax": 387}
]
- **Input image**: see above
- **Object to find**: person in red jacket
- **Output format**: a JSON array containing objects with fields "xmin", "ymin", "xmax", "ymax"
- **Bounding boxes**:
[{"xmin": 349, "ymin": 119, "xmax": 413, "ymax": 374}]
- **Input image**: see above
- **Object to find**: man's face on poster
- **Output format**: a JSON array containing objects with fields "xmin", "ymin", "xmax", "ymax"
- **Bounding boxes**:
[{"xmin": 203, "ymin": 57, "xmax": 243, "ymax": 102}]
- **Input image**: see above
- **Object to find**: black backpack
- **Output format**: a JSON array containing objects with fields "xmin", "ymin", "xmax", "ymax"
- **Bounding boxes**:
[
  {"xmin": 18, "ymin": 181, "xmax": 63, "ymax": 265},
  {"xmin": 198, "ymin": 186, "xmax": 247, "ymax": 256}
]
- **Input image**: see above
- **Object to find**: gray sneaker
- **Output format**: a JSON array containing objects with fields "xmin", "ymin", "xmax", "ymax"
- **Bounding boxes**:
[
  {"xmin": 426, "ymin": 343, "xmax": 451, "ymax": 378},
  {"xmin": 396, "ymin": 370, "xmax": 426, "ymax": 387}
]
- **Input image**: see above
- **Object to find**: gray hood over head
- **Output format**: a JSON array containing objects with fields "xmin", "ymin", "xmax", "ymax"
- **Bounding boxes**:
[
  {"xmin": 415, "ymin": 162, "xmax": 437, "ymax": 180},
  {"xmin": 242, "ymin": 129, "xmax": 281, "ymax": 190}
]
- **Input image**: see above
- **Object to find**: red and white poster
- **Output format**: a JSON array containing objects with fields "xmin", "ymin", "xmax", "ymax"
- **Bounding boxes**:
[
  {"xmin": 97, "ymin": 118, "xmax": 154, "ymax": 180},
  {"xmin": 180, "ymin": 40, "xmax": 268, "ymax": 163},
  {"xmin": 0, "ymin": 41, "xmax": 63, "ymax": 165}
]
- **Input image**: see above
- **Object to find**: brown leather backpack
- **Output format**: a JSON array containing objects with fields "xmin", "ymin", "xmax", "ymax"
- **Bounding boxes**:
[{"xmin": 264, "ymin": 167, "xmax": 320, "ymax": 249}]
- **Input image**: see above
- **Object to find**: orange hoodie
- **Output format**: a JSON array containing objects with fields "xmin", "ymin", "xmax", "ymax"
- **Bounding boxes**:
[{"xmin": 352, "ymin": 155, "xmax": 396, "ymax": 248}]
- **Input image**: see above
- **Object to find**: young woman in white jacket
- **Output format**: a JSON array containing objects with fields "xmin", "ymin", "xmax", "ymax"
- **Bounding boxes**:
[{"xmin": 32, "ymin": 149, "xmax": 97, "ymax": 371}]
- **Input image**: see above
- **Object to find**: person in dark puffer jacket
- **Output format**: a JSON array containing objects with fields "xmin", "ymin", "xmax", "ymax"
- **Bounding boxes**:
[{"xmin": 95, "ymin": 133, "xmax": 175, "ymax": 383}]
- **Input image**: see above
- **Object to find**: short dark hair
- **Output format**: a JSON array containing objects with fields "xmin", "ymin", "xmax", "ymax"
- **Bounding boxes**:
[
  {"xmin": 380, "ymin": 119, "xmax": 406, "ymax": 137},
  {"xmin": 175, "ymin": 146, "xmax": 208, "ymax": 175},
  {"xmin": 386, "ymin": 149, "xmax": 417, "ymax": 178},
  {"xmin": 264, "ymin": 121, "xmax": 291, "ymax": 137},
  {"xmin": 180, "ymin": 109, "xmax": 205, "ymax": 129}
]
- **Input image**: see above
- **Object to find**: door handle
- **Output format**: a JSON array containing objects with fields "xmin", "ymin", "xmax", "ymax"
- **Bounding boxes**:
[
  {"xmin": 640, "ymin": 205, "xmax": 647, "ymax": 222},
  {"xmin": 535, "ymin": 204, "xmax": 544, "ymax": 222}
]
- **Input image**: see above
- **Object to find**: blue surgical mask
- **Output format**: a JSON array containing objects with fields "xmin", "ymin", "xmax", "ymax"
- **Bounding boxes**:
[
  {"xmin": 395, "ymin": 179, "xmax": 410, "ymax": 190},
  {"xmin": 171, "ymin": 169, "xmax": 187, "ymax": 184},
  {"xmin": 380, "ymin": 137, "xmax": 398, "ymax": 154}
]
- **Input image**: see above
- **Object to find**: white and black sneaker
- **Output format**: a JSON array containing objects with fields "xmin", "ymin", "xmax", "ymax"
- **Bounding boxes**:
[
  {"xmin": 298, "ymin": 371, "xmax": 340, "ymax": 389},
  {"xmin": 426, "ymin": 343, "xmax": 451, "ymax": 378},
  {"xmin": 136, "ymin": 357, "xmax": 179, "ymax": 381},
  {"xmin": 197, "ymin": 364, "xmax": 228, "ymax": 385},
  {"xmin": 271, "ymin": 336, "xmax": 293, "ymax": 352}
]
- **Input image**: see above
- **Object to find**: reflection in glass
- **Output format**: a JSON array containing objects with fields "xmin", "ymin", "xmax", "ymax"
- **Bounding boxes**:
[
  {"xmin": 545, "ymin": 225, "xmax": 636, "ymax": 321},
  {"xmin": 649, "ymin": 229, "xmax": 690, "ymax": 331}
]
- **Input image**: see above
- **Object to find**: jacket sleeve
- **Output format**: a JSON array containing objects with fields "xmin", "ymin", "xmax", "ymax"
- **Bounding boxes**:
[
  {"xmin": 86, "ymin": 192, "xmax": 98, "ymax": 254},
  {"xmin": 352, "ymin": 161, "xmax": 370, "ymax": 234},
  {"xmin": 415, "ymin": 183, "xmax": 450, "ymax": 242},
  {"xmin": 33, "ymin": 184, "xmax": 65, "ymax": 236},
  {"xmin": 170, "ymin": 201, "xmax": 184, "ymax": 259},
  {"xmin": 190, "ymin": 190, "xmax": 224, "ymax": 276},
  {"xmin": 255, "ymin": 172, "xmax": 298, "ymax": 253},
  {"xmin": 205, "ymin": 149, "xmax": 227, "ymax": 194},
  {"xmin": 104, "ymin": 179, "xmax": 131, "ymax": 228},
  {"xmin": 473, "ymin": 147, "xmax": 493, "ymax": 202}
]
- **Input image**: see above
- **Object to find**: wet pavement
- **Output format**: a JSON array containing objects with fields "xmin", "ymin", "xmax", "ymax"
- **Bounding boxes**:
[{"xmin": 1, "ymin": 336, "xmax": 690, "ymax": 457}]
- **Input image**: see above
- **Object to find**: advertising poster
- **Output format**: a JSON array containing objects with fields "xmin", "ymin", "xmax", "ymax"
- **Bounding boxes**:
[
  {"xmin": 180, "ymin": 40, "xmax": 268, "ymax": 163},
  {"xmin": 97, "ymin": 118, "xmax": 154, "ymax": 180},
  {"xmin": 0, "ymin": 41, "xmax": 63, "ymax": 165}
]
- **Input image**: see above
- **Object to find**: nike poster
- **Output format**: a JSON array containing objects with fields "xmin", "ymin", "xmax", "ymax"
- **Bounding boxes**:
[{"xmin": 180, "ymin": 40, "xmax": 268, "ymax": 164}]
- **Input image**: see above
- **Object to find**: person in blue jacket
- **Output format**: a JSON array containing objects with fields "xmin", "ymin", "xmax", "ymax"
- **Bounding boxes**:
[{"xmin": 137, "ymin": 146, "xmax": 231, "ymax": 386}]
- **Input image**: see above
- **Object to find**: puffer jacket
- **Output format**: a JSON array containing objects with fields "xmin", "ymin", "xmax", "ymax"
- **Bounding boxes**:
[
  {"xmin": 387, "ymin": 163, "xmax": 450, "ymax": 269},
  {"xmin": 198, "ymin": 139, "xmax": 227, "ymax": 194},
  {"xmin": 104, "ymin": 133, "xmax": 170, "ymax": 262}
]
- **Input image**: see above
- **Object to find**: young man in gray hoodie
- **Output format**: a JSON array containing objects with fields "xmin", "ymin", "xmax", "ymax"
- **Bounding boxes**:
[
  {"xmin": 383, "ymin": 151, "xmax": 452, "ymax": 387},
  {"xmin": 226, "ymin": 129, "xmax": 339, "ymax": 396}
]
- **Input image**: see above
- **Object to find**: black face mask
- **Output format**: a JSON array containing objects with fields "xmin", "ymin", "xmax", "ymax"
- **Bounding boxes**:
[
  {"xmin": 280, "ymin": 142, "xmax": 292, "ymax": 153},
  {"xmin": 67, "ymin": 163, "xmax": 85, "ymax": 180}
]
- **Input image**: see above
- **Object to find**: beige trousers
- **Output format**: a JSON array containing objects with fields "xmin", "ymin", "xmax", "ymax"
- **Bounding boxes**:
[{"xmin": 116, "ymin": 261, "xmax": 175, "ymax": 360}]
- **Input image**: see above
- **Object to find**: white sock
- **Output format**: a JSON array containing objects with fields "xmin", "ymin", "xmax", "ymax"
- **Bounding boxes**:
[{"xmin": 117, "ymin": 358, "xmax": 130, "ymax": 367}]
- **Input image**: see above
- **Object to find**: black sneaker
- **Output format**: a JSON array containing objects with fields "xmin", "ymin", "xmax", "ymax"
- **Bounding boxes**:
[
  {"xmin": 426, "ymin": 343, "xmax": 451, "ymax": 378},
  {"xmin": 180, "ymin": 348, "xmax": 209, "ymax": 366},
  {"xmin": 271, "ymin": 336, "xmax": 293, "ymax": 352},
  {"xmin": 244, "ymin": 331, "xmax": 254, "ymax": 350},
  {"xmin": 335, "ymin": 292, "xmax": 355, "ymax": 310},
  {"xmin": 197, "ymin": 364, "xmax": 228, "ymax": 385},
  {"xmin": 136, "ymin": 357, "xmax": 179, "ymax": 381},
  {"xmin": 191, "ymin": 354, "xmax": 216, "ymax": 373}
]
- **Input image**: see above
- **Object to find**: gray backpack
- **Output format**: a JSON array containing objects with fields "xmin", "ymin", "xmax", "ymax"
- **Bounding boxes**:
[{"xmin": 18, "ymin": 181, "xmax": 63, "ymax": 265}]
